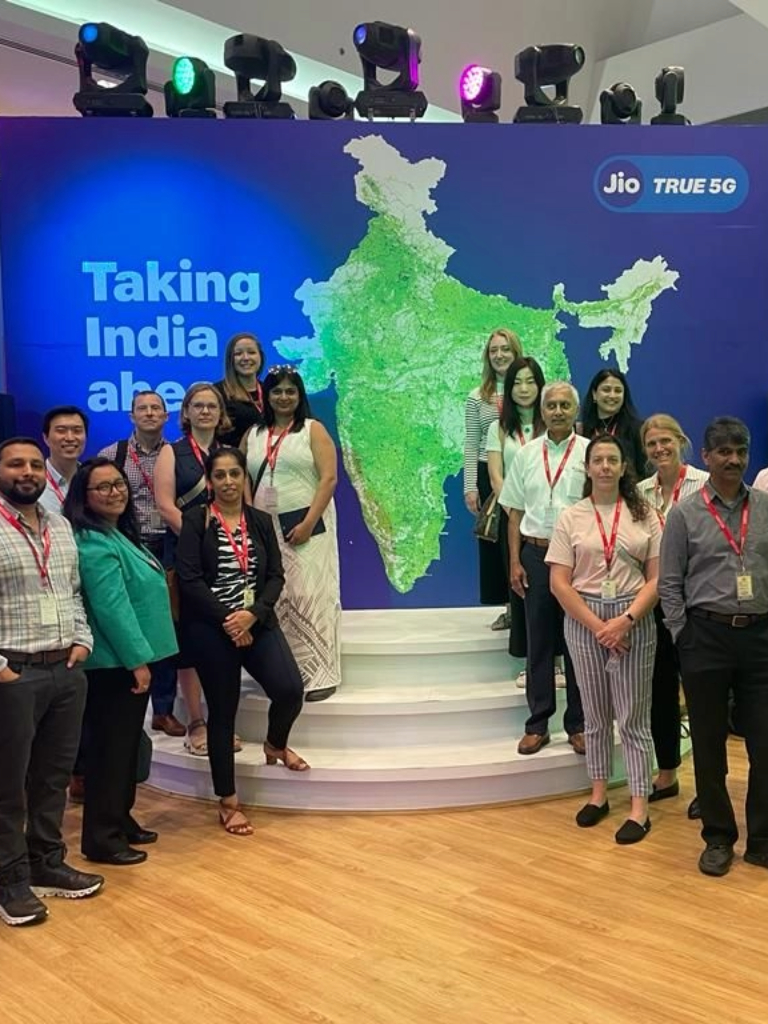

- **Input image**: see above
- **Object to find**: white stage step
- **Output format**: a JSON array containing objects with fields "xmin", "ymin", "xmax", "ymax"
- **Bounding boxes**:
[{"xmin": 147, "ymin": 607, "xmax": 625, "ymax": 811}]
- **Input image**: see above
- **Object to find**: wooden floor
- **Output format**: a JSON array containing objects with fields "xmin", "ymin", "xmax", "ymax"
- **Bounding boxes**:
[{"xmin": 4, "ymin": 740, "xmax": 768, "ymax": 1024}]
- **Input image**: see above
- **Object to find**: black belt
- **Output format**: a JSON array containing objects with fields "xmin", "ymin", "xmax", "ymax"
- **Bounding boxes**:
[
  {"xmin": 0, "ymin": 647, "xmax": 70, "ymax": 665},
  {"xmin": 522, "ymin": 536, "xmax": 549, "ymax": 549},
  {"xmin": 690, "ymin": 610, "xmax": 768, "ymax": 629}
]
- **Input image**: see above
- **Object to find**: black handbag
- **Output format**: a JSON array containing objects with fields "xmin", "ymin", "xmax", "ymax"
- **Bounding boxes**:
[{"xmin": 473, "ymin": 493, "xmax": 500, "ymax": 543}]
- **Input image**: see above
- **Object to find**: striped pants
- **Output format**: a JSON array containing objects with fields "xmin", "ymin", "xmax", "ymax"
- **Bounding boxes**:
[{"xmin": 564, "ymin": 595, "xmax": 657, "ymax": 797}]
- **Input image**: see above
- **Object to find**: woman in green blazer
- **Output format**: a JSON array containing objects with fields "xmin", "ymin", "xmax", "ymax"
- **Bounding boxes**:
[{"xmin": 63, "ymin": 458, "xmax": 178, "ymax": 866}]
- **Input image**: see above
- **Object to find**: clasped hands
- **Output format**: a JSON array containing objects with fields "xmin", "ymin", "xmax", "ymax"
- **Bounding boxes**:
[
  {"xmin": 594, "ymin": 615, "xmax": 632, "ymax": 654},
  {"xmin": 224, "ymin": 609, "xmax": 257, "ymax": 647}
]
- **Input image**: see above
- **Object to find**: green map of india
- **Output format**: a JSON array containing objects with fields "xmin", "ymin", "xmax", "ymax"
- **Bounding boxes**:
[{"xmin": 276, "ymin": 135, "xmax": 679, "ymax": 593}]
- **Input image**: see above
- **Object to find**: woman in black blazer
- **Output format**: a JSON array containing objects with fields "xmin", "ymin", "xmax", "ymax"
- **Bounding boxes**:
[{"xmin": 176, "ymin": 447, "xmax": 307, "ymax": 836}]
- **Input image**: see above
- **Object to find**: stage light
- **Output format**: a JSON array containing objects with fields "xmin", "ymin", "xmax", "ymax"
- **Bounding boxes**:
[
  {"xmin": 353, "ymin": 21, "xmax": 428, "ymax": 120},
  {"xmin": 222, "ymin": 34, "xmax": 296, "ymax": 119},
  {"xmin": 513, "ymin": 44, "xmax": 585, "ymax": 124},
  {"xmin": 164, "ymin": 57, "xmax": 216, "ymax": 118},
  {"xmin": 650, "ymin": 66, "xmax": 691, "ymax": 126},
  {"xmin": 459, "ymin": 65, "xmax": 502, "ymax": 123},
  {"xmin": 309, "ymin": 80, "xmax": 354, "ymax": 120},
  {"xmin": 600, "ymin": 82, "xmax": 642, "ymax": 125},
  {"xmin": 73, "ymin": 21, "xmax": 153, "ymax": 117}
]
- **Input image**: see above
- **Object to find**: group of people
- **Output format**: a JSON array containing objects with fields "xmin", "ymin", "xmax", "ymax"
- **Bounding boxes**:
[
  {"xmin": 466, "ymin": 330, "xmax": 768, "ymax": 872},
  {"xmin": 0, "ymin": 333, "xmax": 342, "ymax": 927}
]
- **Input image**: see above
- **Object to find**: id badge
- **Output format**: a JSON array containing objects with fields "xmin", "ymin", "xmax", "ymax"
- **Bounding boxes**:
[
  {"xmin": 262, "ymin": 485, "xmax": 279, "ymax": 513},
  {"xmin": 601, "ymin": 579, "xmax": 618, "ymax": 601},
  {"xmin": 737, "ymin": 574, "xmax": 754, "ymax": 600},
  {"xmin": 39, "ymin": 591, "xmax": 59, "ymax": 626},
  {"xmin": 149, "ymin": 509, "xmax": 163, "ymax": 531},
  {"xmin": 243, "ymin": 586, "xmax": 255, "ymax": 609},
  {"xmin": 542, "ymin": 505, "xmax": 556, "ymax": 531}
]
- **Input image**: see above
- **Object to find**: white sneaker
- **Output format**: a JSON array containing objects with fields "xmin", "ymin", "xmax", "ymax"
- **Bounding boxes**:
[
  {"xmin": 515, "ymin": 670, "xmax": 527, "ymax": 689},
  {"xmin": 554, "ymin": 669, "xmax": 567, "ymax": 689}
]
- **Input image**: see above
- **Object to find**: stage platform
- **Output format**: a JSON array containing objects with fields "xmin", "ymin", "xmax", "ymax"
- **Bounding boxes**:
[{"xmin": 147, "ymin": 608, "xmax": 625, "ymax": 811}]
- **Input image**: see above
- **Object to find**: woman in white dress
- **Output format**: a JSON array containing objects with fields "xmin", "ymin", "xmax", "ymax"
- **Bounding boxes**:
[
  {"xmin": 638, "ymin": 413, "xmax": 708, "ymax": 812},
  {"xmin": 243, "ymin": 367, "xmax": 341, "ymax": 701}
]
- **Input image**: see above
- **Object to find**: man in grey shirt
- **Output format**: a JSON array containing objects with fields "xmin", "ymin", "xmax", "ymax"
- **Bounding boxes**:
[{"xmin": 659, "ymin": 416, "xmax": 768, "ymax": 878}]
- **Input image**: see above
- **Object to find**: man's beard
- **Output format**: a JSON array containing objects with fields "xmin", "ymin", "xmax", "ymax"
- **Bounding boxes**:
[{"xmin": 0, "ymin": 480, "xmax": 46, "ymax": 505}]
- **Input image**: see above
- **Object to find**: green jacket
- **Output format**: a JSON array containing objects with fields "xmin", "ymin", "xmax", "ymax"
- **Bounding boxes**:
[{"xmin": 75, "ymin": 528, "xmax": 178, "ymax": 671}]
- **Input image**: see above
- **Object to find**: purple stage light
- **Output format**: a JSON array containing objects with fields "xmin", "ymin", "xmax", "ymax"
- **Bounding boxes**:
[{"xmin": 459, "ymin": 64, "xmax": 490, "ymax": 104}]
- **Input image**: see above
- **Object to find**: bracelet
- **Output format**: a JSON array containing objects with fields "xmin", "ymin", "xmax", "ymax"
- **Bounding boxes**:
[{"xmin": 625, "ymin": 612, "xmax": 635, "ymax": 624}]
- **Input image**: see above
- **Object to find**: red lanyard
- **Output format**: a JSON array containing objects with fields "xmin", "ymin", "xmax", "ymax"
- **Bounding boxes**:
[
  {"xmin": 187, "ymin": 435, "xmax": 208, "ymax": 470},
  {"xmin": 596, "ymin": 422, "xmax": 617, "ymax": 437},
  {"xmin": 542, "ymin": 436, "xmax": 577, "ymax": 497},
  {"xmin": 591, "ymin": 496, "xmax": 623, "ymax": 571},
  {"xmin": 211, "ymin": 505, "xmax": 249, "ymax": 576},
  {"xmin": 265, "ymin": 423, "xmax": 293, "ymax": 473},
  {"xmin": 0, "ymin": 504, "xmax": 51, "ymax": 583},
  {"xmin": 495, "ymin": 395, "xmax": 503, "ymax": 415},
  {"xmin": 655, "ymin": 465, "xmax": 687, "ymax": 527},
  {"xmin": 701, "ymin": 487, "xmax": 750, "ymax": 561},
  {"xmin": 250, "ymin": 381, "xmax": 264, "ymax": 415},
  {"xmin": 515, "ymin": 427, "xmax": 527, "ymax": 447},
  {"xmin": 45, "ymin": 468, "xmax": 66, "ymax": 505},
  {"xmin": 128, "ymin": 444, "xmax": 156, "ymax": 496}
]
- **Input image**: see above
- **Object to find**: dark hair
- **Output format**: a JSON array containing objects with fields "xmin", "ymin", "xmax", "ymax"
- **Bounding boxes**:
[
  {"xmin": 500, "ymin": 357, "xmax": 545, "ymax": 440},
  {"xmin": 580, "ymin": 369, "xmax": 641, "ymax": 438},
  {"xmin": 583, "ymin": 434, "xmax": 650, "ymax": 522},
  {"xmin": 42, "ymin": 405, "xmax": 89, "ymax": 435},
  {"xmin": 0, "ymin": 436, "xmax": 45, "ymax": 461},
  {"xmin": 221, "ymin": 333, "xmax": 265, "ymax": 403},
  {"xmin": 131, "ymin": 390, "xmax": 167, "ymax": 412},
  {"xmin": 205, "ymin": 446, "xmax": 248, "ymax": 479},
  {"xmin": 262, "ymin": 366, "xmax": 312, "ymax": 431},
  {"xmin": 703, "ymin": 416, "xmax": 750, "ymax": 452},
  {"xmin": 62, "ymin": 457, "xmax": 142, "ymax": 544}
]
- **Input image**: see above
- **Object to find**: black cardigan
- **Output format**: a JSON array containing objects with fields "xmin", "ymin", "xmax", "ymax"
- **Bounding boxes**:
[{"xmin": 176, "ymin": 504, "xmax": 284, "ymax": 629}]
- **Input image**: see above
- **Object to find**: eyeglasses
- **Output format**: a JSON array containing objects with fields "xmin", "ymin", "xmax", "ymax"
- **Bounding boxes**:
[
  {"xmin": 88, "ymin": 479, "xmax": 129, "ymax": 496},
  {"xmin": 189, "ymin": 402, "xmax": 219, "ymax": 412}
]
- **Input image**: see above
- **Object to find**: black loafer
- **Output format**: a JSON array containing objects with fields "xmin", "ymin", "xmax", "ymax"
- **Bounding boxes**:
[
  {"xmin": 648, "ymin": 780, "xmax": 680, "ymax": 803},
  {"xmin": 687, "ymin": 796, "xmax": 701, "ymax": 820},
  {"xmin": 744, "ymin": 850, "xmax": 768, "ymax": 869},
  {"xmin": 699, "ymin": 844, "xmax": 734, "ymax": 877},
  {"xmin": 87, "ymin": 849, "xmax": 148, "ymax": 866},
  {"xmin": 615, "ymin": 818, "xmax": 651, "ymax": 845},
  {"xmin": 575, "ymin": 802, "xmax": 610, "ymax": 828},
  {"xmin": 126, "ymin": 830, "xmax": 158, "ymax": 845}
]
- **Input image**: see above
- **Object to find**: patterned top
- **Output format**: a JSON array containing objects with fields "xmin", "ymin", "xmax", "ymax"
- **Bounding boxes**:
[
  {"xmin": 463, "ymin": 386, "xmax": 503, "ymax": 494},
  {"xmin": 209, "ymin": 520, "xmax": 260, "ymax": 611},
  {"xmin": 637, "ymin": 465, "xmax": 709, "ymax": 526},
  {"xmin": 0, "ymin": 496, "xmax": 92, "ymax": 671},
  {"xmin": 99, "ymin": 433, "xmax": 167, "ymax": 542}
]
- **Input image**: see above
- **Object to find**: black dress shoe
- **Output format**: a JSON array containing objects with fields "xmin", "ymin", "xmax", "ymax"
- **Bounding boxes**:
[
  {"xmin": 744, "ymin": 850, "xmax": 768, "ymax": 869},
  {"xmin": 615, "ymin": 818, "xmax": 651, "ymax": 845},
  {"xmin": 648, "ymin": 780, "xmax": 680, "ymax": 803},
  {"xmin": 126, "ymin": 830, "xmax": 158, "ymax": 845},
  {"xmin": 699, "ymin": 844, "xmax": 734, "ymax": 877},
  {"xmin": 575, "ymin": 801, "xmax": 609, "ymax": 828},
  {"xmin": 87, "ymin": 849, "xmax": 148, "ymax": 866},
  {"xmin": 687, "ymin": 796, "xmax": 701, "ymax": 820}
]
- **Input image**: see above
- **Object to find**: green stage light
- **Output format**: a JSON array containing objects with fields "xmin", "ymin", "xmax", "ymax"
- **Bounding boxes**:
[{"xmin": 165, "ymin": 56, "xmax": 216, "ymax": 117}]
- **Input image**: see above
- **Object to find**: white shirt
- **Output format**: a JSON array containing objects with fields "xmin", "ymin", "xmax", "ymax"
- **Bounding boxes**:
[
  {"xmin": 485, "ymin": 420, "xmax": 536, "ymax": 476},
  {"xmin": 753, "ymin": 467, "xmax": 768, "ymax": 493},
  {"xmin": 500, "ymin": 431, "xmax": 589, "ymax": 539},
  {"xmin": 38, "ymin": 459, "xmax": 72, "ymax": 515}
]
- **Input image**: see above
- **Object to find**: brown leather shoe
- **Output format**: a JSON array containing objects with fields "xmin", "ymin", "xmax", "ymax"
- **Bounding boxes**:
[
  {"xmin": 517, "ymin": 732, "xmax": 550, "ymax": 755},
  {"xmin": 151, "ymin": 713, "xmax": 187, "ymax": 738},
  {"xmin": 568, "ymin": 732, "xmax": 586, "ymax": 756}
]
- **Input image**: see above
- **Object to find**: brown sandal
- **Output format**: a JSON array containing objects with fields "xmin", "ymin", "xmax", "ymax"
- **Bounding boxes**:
[
  {"xmin": 264, "ymin": 742, "xmax": 310, "ymax": 771},
  {"xmin": 219, "ymin": 803, "xmax": 253, "ymax": 836}
]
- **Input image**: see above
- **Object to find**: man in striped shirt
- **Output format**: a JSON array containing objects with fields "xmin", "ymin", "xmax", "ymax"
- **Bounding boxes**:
[{"xmin": 0, "ymin": 437, "xmax": 104, "ymax": 927}]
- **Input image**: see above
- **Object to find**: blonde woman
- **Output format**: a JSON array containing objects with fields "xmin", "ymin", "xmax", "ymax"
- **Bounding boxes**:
[
  {"xmin": 639, "ymin": 414, "xmax": 708, "ymax": 812},
  {"xmin": 463, "ymin": 328, "xmax": 523, "ymax": 626}
]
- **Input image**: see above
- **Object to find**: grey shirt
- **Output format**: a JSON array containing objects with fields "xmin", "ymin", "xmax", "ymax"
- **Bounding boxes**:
[{"xmin": 658, "ymin": 481, "xmax": 768, "ymax": 640}]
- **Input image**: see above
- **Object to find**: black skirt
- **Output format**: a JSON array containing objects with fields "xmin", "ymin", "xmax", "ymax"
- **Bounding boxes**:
[{"xmin": 476, "ymin": 461, "xmax": 510, "ymax": 606}]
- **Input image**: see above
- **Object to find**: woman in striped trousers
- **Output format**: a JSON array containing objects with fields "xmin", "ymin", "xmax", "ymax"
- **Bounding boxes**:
[{"xmin": 546, "ymin": 434, "xmax": 661, "ymax": 845}]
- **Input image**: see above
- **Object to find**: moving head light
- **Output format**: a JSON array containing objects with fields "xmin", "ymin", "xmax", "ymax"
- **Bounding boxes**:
[
  {"xmin": 73, "ymin": 21, "xmax": 153, "ymax": 117},
  {"xmin": 223, "ymin": 34, "xmax": 296, "ymax": 119},
  {"xmin": 353, "ymin": 21, "xmax": 428, "ymax": 120},
  {"xmin": 513, "ymin": 43, "xmax": 585, "ymax": 124}
]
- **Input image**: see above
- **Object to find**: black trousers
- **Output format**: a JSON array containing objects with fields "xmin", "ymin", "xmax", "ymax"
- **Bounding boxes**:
[
  {"xmin": 477, "ymin": 461, "xmax": 509, "ymax": 605},
  {"xmin": 651, "ymin": 605, "xmax": 681, "ymax": 771},
  {"xmin": 81, "ymin": 667, "xmax": 150, "ymax": 859},
  {"xmin": 520, "ymin": 543, "xmax": 583, "ymax": 737},
  {"xmin": 0, "ymin": 661, "xmax": 87, "ymax": 886},
  {"xmin": 678, "ymin": 615, "xmax": 768, "ymax": 854},
  {"xmin": 185, "ymin": 621, "xmax": 304, "ymax": 798}
]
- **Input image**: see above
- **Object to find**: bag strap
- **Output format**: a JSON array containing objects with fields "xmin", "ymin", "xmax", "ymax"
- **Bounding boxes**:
[
  {"xmin": 250, "ymin": 456, "xmax": 269, "ymax": 497},
  {"xmin": 115, "ymin": 438, "xmax": 129, "ymax": 472},
  {"xmin": 175, "ymin": 475, "xmax": 207, "ymax": 510}
]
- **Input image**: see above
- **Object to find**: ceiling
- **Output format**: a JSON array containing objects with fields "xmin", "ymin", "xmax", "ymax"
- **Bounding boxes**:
[{"xmin": 0, "ymin": 0, "xmax": 746, "ymax": 120}]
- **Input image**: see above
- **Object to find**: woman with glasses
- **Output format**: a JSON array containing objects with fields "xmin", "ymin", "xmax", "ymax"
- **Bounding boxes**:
[
  {"xmin": 242, "ymin": 366, "xmax": 341, "ymax": 701},
  {"xmin": 63, "ymin": 459, "xmax": 178, "ymax": 865},
  {"xmin": 214, "ymin": 332, "xmax": 266, "ymax": 447},
  {"xmin": 154, "ymin": 383, "xmax": 233, "ymax": 757}
]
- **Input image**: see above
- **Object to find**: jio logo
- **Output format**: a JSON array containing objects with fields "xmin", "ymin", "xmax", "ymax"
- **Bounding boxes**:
[{"xmin": 597, "ymin": 160, "xmax": 643, "ymax": 208}]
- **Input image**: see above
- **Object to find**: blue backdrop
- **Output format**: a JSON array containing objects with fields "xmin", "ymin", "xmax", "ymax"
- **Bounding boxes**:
[{"xmin": 0, "ymin": 119, "xmax": 766, "ymax": 608}]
